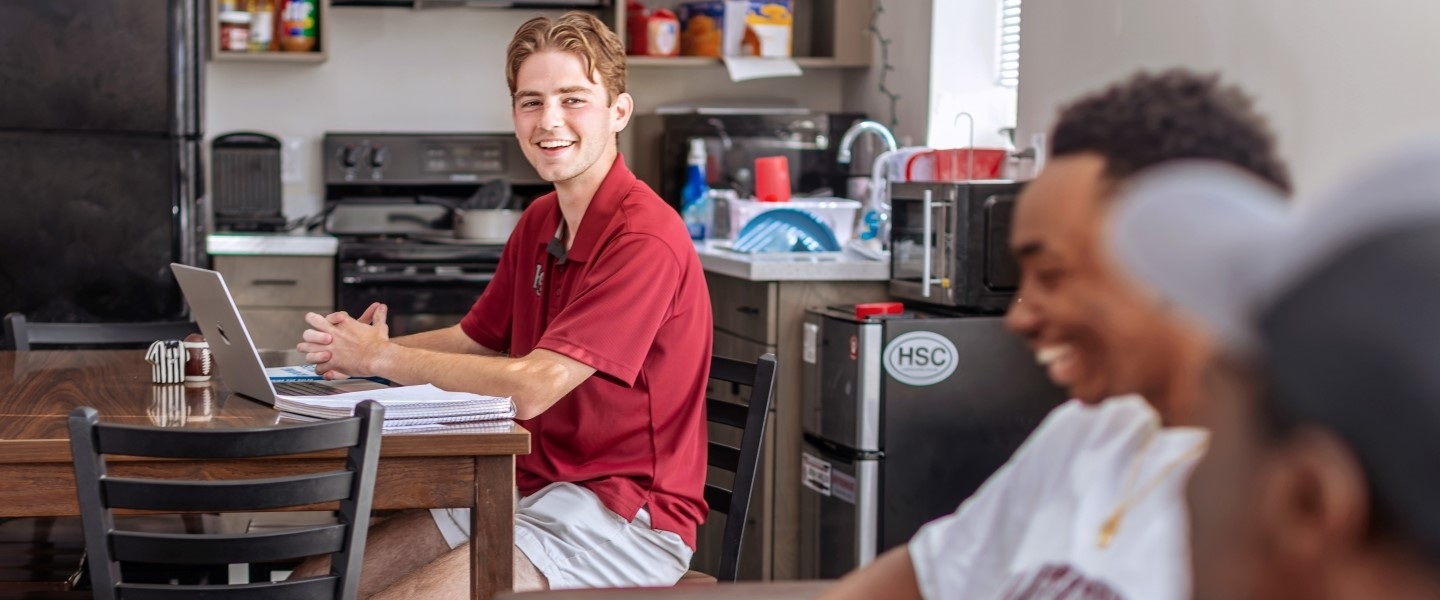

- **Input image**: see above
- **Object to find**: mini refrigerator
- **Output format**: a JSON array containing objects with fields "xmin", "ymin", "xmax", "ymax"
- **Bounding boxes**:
[{"xmin": 799, "ymin": 306, "xmax": 1065, "ymax": 578}]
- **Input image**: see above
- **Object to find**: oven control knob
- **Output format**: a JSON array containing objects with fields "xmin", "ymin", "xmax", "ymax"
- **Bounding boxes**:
[
  {"xmin": 341, "ymin": 144, "xmax": 365, "ymax": 168},
  {"xmin": 370, "ymin": 145, "xmax": 389, "ymax": 168}
]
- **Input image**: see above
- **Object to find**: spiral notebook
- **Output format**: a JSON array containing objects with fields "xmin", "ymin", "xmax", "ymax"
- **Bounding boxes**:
[{"xmin": 273, "ymin": 383, "xmax": 515, "ymax": 431}]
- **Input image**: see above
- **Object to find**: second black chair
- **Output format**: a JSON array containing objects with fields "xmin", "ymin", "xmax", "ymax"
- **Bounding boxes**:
[
  {"xmin": 3, "ymin": 312, "xmax": 198, "ymax": 351},
  {"xmin": 68, "ymin": 401, "xmax": 385, "ymax": 599},
  {"xmin": 687, "ymin": 353, "xmax": 777, "ymax": 583}
]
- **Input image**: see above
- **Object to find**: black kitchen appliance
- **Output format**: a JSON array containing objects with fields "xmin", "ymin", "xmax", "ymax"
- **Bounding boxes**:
[
  {"xmin": 0, "ymin": 0, "xmax": 206, "ymax": 322},
  {"xmin": 212, "ymin": 132, "xmax": 286, "ymax": 232},
  {"xmin": 631, "ymin": 112, "xmax": 867, "ymax": 212},
  {"xmin": 798, "ymin": 305, "xmax": 1065, "ymax": 578},
  {"xmin": 323, "ymin": 132, "xmax": 547, "ymax": 336},
  {"xmin": 888, "ymin": 180, "xmax": 1025, "ymax": 312}
]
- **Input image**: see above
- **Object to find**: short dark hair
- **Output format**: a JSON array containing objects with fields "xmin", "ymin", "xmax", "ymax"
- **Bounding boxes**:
[{"xmin": 1051, "ymin": 69, "xmax": 1292, "ymax": 194}]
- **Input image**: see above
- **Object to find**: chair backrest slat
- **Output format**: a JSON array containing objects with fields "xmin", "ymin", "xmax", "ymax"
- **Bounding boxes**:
[
  {"xmin": 102, "ymin": 472, "xmax": 354, "ymax": 511},
  {"xmin": 4, "ymin": 312, "xmax": 198, "ymax": 351},
  {"xmin": 96, "ymin": 419, "xmax": 363, "ymax": 458},
  {"xmin": 116, "ymin": 575, "xmax": 338, "ymax": 600},
  {"xmin": 704, "ymin": 398, "xmax": 748, "ymax": 429},
  {"xmin": 703, "ymin": 483, "xmax": 732, "ymax": 516},
  {"xmin": 706, "ymin": 442, "xmax": 741, "ymax": 473},
  {"xmin": 68, "ymin": 402, "xmax": 384, "ymax": 600},
  {"xmin": 702, "ymin": 353, "xmax": 776, "ymax": 582},
  {"xmin": 112, "ymin": 526, "xmax": 347, "ymax": 565}
]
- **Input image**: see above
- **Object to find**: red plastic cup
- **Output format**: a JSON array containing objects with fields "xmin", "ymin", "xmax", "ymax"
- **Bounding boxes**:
[{"xmin": 754, "ymin": 155, "xmax": 791, "ymax": 202}]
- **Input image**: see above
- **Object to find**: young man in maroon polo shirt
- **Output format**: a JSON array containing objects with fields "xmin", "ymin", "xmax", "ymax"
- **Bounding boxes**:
[{"xmin": 292, "ymin": 12, "xmax": 712, "ymax": 597}]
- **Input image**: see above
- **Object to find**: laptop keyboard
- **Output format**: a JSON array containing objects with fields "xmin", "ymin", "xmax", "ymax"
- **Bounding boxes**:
[{"xmin": 274, "ymin": 381, "xmax": 346, "ymax": 396}]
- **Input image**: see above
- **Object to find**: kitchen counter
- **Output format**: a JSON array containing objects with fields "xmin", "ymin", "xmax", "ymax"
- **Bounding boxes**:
[
  {"xmin": 694, "ymin": 241, "xmax": 889, "ymax": 282},
  {"xmin": 207, "ymin": 231, "xmax": 338, "ymax": 256}
]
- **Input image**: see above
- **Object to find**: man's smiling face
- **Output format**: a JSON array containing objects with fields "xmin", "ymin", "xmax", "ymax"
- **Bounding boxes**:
[{"xmin": 511, "ymin": 50, "xmax": 631, "ymax": 188}]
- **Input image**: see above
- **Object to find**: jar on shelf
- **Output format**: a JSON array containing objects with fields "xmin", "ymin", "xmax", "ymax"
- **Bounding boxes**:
[
  {"xmin": 248, "ymin": 0, "xmax": 275, "ymax": 52},
  {"xmin": 218, "ymin": 11, "xmax": 251, "ymax": 53},
  {"xmin": 278, "ymin": 0, "xmax": 318, "ymax": 52}
]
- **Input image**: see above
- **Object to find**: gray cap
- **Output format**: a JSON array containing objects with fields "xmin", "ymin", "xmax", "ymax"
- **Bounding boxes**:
[
  {"xmin": 1108, "ymin": 138, "xmax": 1440, "ymax": 561},
  {"xmin": 1108, "ymin": 160, "xmax": 1291, "ymax": 354}
]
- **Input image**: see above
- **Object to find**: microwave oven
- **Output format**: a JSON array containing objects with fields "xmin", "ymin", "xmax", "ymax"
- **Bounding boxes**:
[{"xmin": 888, "ymin": 180, "xmax": 1024, "ymax": 312}]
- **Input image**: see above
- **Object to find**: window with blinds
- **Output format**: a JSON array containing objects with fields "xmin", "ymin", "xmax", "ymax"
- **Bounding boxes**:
[{"xmin": 998, "ymin": 0, "xmax": 1021, "ymax": 88}]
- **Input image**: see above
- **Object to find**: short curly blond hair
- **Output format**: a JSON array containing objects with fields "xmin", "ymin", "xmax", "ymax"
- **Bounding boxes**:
[{"xmin": 506, "ymin": 12, "xmax": 627, "ymax": 106}]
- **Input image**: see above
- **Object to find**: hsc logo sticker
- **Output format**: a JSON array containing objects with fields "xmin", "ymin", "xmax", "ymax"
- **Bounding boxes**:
[{"xmin": 883, "ymin": 331, "xmax": 958, "ymax": 386}]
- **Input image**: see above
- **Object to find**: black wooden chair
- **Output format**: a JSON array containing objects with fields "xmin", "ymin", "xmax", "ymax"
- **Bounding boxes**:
[
  {"xmin": 682, "ymin": 353, "xmax": 777, "ymax": 584},
  {"xmin": 67, "ymin": 401, "xmax": 385, "ymax": 599},
  {"xmin": 3, "ymin": 312, "xmax": 199, "ymax": 351}
]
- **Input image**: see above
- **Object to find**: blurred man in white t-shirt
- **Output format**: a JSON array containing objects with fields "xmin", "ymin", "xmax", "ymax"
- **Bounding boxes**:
[{"xmin": 820, "ymin": 69, "xmax": 1292, "ymax": 600}]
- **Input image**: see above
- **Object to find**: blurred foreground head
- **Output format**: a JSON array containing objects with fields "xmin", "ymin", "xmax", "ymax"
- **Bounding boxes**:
[
  {"xmin": 1006, "ymin": 69, "xmax": 1290, "ymax": 415},
  {"xmin": 1109, "ymin": 142, "xmax": 1440, "ymax": 600}
]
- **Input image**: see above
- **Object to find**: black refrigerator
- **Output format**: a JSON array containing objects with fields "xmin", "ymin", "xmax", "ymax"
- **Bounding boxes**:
[
  {"xmin": 0, "ymin": 0, "xmax": 206, "ymax": 323},
  {"xmin": 799, "ymin": 306, "xmax": 1066, "ymax": 579}
]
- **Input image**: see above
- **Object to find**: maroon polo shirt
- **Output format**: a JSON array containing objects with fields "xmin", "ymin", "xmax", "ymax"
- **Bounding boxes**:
[{"xmin": 458, "ymin": 154, "xmax": 713, "ymax": 549}]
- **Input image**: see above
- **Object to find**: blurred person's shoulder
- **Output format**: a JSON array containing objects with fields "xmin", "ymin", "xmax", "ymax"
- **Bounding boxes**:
[{"xmin": 1024, "ymin": 396, "xmax": 1158, "ymax": 456}]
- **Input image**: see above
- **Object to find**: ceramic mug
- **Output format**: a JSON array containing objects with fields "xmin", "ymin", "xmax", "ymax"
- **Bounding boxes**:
[
  {"xmin": 145, "ymin": 339, "xmax": 186, "ymax": 384},
  {"xmin": 183, "ymin": 333, "xmax": 212, "ymax": 382}
]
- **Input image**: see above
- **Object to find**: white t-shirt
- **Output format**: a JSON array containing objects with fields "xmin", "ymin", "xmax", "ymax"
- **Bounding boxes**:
[{"xmin": 909, "ymin": 396, "xmax": 1207, "ymax": 600}]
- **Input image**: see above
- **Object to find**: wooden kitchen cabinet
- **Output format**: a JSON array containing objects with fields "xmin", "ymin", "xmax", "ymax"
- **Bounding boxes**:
[
  {"xmin": 212, "ymin": 254, "xmax": 334, "ymax": 350},
  {"xmin": 611, "ymin": 0, "xmax": 874, "ymax": 68},
  {"xmin": 701, "ymin": 271, "xmax": 889, "ymax": 580}
]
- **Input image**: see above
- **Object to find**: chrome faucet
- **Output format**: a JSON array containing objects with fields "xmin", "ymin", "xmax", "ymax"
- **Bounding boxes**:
[{"xmin": 836, "ymin": 120, "xmax": 898, "ymax": 164}]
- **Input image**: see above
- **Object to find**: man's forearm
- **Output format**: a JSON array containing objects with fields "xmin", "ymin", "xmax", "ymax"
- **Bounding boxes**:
[
  {"xmin": 368, "ymin": 344, "xmax": 591, "ymax": 420},
  {"xmin": 389, "ymin": 324, "xmax": 501, "ymax": 356}
]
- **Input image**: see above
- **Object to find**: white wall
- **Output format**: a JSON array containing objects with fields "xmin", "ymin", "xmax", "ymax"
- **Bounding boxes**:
[
  {"xmin": 928, "ymin": 0, "xmax": 1016, "ymax": 150},
  {"xmin": 207, "ymin": 6, "xmax": 846, "ymax": 219},
  {"xmin": 837, "ymin": 0, "xmax": 1018, "ymax": 159},
  {"xmin": 1016, "ymin": 0, "xmax": 1440, "ymax": 198},
  {"xmin": 841, "ymin": 0, "xmax": 933, "ymax": 147}
]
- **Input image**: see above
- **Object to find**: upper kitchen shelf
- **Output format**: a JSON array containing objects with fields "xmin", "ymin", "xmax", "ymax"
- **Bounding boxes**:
[
  {"xmin": 613, "ymin": 0, "xmax": 873, "ymax": 69},
  {"xmin": 209, "ymin": 0, "xmax": 329, "ymax": 63}
]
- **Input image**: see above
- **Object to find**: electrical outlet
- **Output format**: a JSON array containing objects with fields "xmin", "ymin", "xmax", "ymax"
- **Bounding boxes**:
[{"xmin": 281, "ymin": 136, "xmax": 305, "ymax": 184}]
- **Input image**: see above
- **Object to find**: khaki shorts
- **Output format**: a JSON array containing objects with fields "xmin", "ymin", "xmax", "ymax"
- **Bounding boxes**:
[{"xmin": 430, "ymin": 482, "xmax": 692, "ymax": 589}]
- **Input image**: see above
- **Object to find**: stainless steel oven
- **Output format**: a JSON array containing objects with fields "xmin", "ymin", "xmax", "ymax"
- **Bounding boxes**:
[
  {"xmin": 888, "ymin": 181, "xmax": 1024, "ymax": 312},
  {"xmin": 335, "ymin": 239, "xmax": 501, "ymax": 336},
  {"xmin": 322, "ymin": 132, "xmax": 545, "ymax": 336}
]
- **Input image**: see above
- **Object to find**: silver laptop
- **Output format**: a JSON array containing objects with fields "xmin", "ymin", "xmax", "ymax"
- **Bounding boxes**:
[{"xmin": 171, "ymin": 263, "xmax": 393, "ymax": 405}]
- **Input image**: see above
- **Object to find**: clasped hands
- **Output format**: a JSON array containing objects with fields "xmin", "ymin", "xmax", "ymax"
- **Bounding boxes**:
[{"xmin": 296, "ymin": 302, "xmax": 391, "ymax": 380}]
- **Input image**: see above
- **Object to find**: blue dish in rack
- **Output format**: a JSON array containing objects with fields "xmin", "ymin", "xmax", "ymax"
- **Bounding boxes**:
[{"xmin": 731, "ymin": 208, "xmax": 842, "ymax": 253}]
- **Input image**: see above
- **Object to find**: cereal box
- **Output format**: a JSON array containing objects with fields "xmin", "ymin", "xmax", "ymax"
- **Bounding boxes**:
[{"xmin": 678, "ymin": 0, "xmax": 792, "ymax": 58}]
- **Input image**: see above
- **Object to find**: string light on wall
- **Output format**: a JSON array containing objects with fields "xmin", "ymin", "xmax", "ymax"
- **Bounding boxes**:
[{"xmin": 868, "ymin": 0, "xmax": 901, "ymax": 130}]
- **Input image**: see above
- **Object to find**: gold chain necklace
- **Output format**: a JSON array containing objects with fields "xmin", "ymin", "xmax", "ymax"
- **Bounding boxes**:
[{"xmin": 1097, "ymin": 431, "xmax": 1209, "ymax": 549}]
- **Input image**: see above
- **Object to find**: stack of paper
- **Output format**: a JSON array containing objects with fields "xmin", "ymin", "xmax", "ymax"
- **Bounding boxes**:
[{"xmin": 275, "ymin": 384, "xmax": 515, "ymax": 432}]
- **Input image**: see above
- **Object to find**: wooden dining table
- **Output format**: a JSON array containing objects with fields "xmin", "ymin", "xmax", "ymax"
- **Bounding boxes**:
[
  {"xmin": 0, "ymin": 350, "xmax": 530, "ymax": 599},
  {"xmin": 496, "ymin": 581, "xmax": 836, "ymax": 599}
]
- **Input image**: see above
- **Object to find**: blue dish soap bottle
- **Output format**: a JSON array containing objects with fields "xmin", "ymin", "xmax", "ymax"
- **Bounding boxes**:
[{"xmin": 681, "ymin": 138, "xmax": 710, "ymax": 240}]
